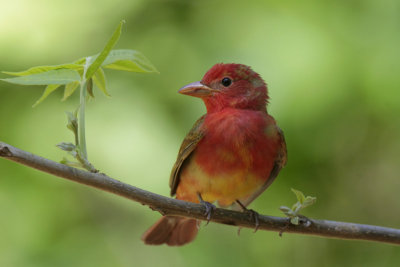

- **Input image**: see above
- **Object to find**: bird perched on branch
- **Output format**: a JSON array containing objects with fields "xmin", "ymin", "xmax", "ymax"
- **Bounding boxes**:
[{"xmin": 142, "ymin": 63, "xmax": 287, "ymax": 246}]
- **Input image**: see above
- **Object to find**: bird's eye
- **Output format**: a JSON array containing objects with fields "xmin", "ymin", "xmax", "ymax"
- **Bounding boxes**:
[{"xmin": 221, "ymin": 77, "xmax": 232, "ymax": 87}]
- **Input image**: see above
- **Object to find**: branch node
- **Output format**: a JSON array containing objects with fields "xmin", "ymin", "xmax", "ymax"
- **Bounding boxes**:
[
  {"xmin": 0, "ymin": 144, "xmax": 12, "ymax": 157},
  {"xmin": 148, "ymin": 205, "xmax": 166, "ymax": 216}
]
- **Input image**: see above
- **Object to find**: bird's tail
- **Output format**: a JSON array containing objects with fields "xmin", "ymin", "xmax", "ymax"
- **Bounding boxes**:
[{"xmin": 141, "ymin": 216, "xmax": 198, "ymax": 246}]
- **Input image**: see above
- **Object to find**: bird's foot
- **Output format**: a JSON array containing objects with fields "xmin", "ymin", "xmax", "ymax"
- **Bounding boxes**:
[
  {"xmin": 197, "ymin": 193, "xmax": 216, "ymax": 225},
  {"xmin": 236, "ymin": 200, "xmax": 260, "ymax": 232}
]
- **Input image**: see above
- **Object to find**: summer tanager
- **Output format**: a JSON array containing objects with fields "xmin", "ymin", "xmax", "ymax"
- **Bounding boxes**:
[{"xmin": 142, "ymin": 63, "xmax": 287, "ymax": 246}]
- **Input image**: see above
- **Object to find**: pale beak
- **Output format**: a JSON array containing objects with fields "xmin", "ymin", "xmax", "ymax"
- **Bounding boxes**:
[{"xmin": 178, "ymin": 81, "xmax": 218, "ymax": 97}]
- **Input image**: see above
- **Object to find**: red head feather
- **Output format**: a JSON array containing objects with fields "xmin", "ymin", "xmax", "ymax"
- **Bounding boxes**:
[{"xmin": 199, "ymin": 63, "xmax": 269, "ymax": 113}]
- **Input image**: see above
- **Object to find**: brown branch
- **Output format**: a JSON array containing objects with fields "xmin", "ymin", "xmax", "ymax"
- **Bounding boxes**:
[{"xmin": 1, "ymin": 141, "xmax": 400, "ymax": 245}]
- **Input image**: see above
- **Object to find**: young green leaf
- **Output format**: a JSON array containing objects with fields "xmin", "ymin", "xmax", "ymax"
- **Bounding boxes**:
[
  {"xmin": 60, "ymin": 158, "xmax": 83, "ymax": 168},
  {"xmin": 57, "ymin": 142, "xmax": 76, "ymax": 152},
  {"xmin": 92, "ymin": 68, "xmax": 110, "ymax": 96},
  {"xmin": 87, "ymin": 78, "xmax": 94, "ymax": 98},
  {"xmin": 102, "ymin": 49, "xmax": 158, "ymax": 73},
  {"xmin": 279, "ymin": 206, "xmax": 292, "ymax": 213},
  {"xmin": 303, "ymin": 196, "xmax": 317, "ymax": 208},
  {"xmin": 62, "ymin": 81, "xmax": 80, "ymax": 101},
  {"xmin": 32, "ymin": 84, "xmax": 61, "ymax": 107},
  {"xmin": 66, "ymin": 111, "xmax": 78, "ymax": 135},
  {"xmin": 76, "ymin": 50, "xmax": 158, "ymax": 74},
  {"xmin": 280, "ymin": 206, "xmax": 296, "ymax": 217},
  {"xmin": 3, "ymin": 64, "xmax": 83, "ymax": 76},
  {"xmin": 291, "ymin": 188, "xmax": 306, "ymax": 204},
  {"xmin": 74, "ymin": 57, "xmax": 86, "ymax": 65},
  {"xmin": 292, "ymin": 202, "xmax": 302, "ymax": 214},
  {"xmin": 1, "ymin": 69, "xmax": 81, "ymax": 86},
  {"xmin": 280, "ymin": 189, "xmax": 317, "ymax": 224},
  {"xmin": 85, "ymin": 20, "xmax": 125, "ymax": 79}
]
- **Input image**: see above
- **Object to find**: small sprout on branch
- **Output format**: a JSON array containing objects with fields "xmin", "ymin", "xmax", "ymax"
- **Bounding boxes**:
[
  {"xmin": 280, "ymin": 188, "xmax": 316, "ymax": 225},
  {"xmin": 66, "ymin": 110, "xmax": 78, "ymax": 136},
  {"xmin": 60, "ymin": 157, "xmax": 86, "ymax": 169},
  {"xmin": 57, "ymin": 111, "xmax": 97, "ymax": 172},
  {"xmin": 56, "ymin": 142, "xmax": 76, "ymax": 152}
]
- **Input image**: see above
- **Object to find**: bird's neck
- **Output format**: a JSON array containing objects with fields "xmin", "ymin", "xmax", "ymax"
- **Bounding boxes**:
[{"xmin": 203, "ymin": 95, "xmax": 267, "ymax": 113}]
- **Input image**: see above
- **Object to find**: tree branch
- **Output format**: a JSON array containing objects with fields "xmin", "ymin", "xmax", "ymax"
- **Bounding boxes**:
[{"xmin": 1, "ymin": 141, "xmax": 400, "ymax": 245}]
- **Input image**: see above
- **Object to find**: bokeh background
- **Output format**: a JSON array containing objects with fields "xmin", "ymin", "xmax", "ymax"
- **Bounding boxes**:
[{"xmin": 1, "ymin": 0, "xmax": 400, "ymax": 266}]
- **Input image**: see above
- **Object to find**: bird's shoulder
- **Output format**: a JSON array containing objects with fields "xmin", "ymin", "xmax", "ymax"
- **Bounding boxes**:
[{"xmin": 169, "ymin": 115, "xmax": 206, "ymax": 195}]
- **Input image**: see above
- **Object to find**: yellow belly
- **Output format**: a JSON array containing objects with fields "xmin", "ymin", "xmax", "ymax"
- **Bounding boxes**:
[{"xmin": 175, "ymin": 156, "xmax": 265, "ymax": 207}]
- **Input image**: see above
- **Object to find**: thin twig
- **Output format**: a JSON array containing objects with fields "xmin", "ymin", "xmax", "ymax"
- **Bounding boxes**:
[{"xmin": 1, "ymin": 141, "xmax": 400, "ymax": 245}]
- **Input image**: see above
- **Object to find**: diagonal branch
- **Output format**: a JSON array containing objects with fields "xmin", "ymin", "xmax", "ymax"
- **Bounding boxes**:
[{"xmin": 1, "ymin": 141, "xmax": 400, "ymax": 245}]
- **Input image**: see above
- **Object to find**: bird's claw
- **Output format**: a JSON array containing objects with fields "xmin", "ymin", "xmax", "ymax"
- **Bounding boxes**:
[
  {"xmin": 236, "ymin": 200, "xmax": 260, "ymax": 232},
  {"xmin": 203, "ymin": 201, "xmax": 216, "ymax": 224},
  {"xmin": 197, "ymin": 193, "xmax": 216, "ymax": 225},
  {"xmin": 250, "ymin": 209, "xmax": 260, "ymax": 232},
  {"xmin": 244, "ymin": 209, "xmax": 260, "ymax": 232}
]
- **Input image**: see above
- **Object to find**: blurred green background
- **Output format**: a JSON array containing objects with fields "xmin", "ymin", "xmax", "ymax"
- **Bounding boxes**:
[{"xmin": 1, "ymin": 0, "xmax": 400, "ymax": 266}]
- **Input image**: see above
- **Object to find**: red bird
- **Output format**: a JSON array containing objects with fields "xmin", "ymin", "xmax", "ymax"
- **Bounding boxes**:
[{"xmin": 142, "ymin": 63, "xmax": 287, "ymax": 246}]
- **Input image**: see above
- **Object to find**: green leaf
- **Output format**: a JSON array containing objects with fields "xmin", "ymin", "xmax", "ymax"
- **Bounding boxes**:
[
  {"xmin": 280, "ymin": 206, "xmax": 296, "ymax": 217},
  {"xmin": 32, "ymin": 84, "xmax": 61, "ymax": 107},
  {"xmin": 1, "ymin": 69, "xmax": 81, "ymax": 86},
  {"xmin": 3, "ymin": 64, "xmax": 83, "ymax": 76},
  {"xmin": 62, "ymin": 81, "xmax": 80, "ymax": 101},
  {"xmin": 102, "ymin": 49, "xmax": 158, "ymax": 73},
  {"xmin": 60, "ymin": 158, "xmax": 82, "ymax": 168},
  {"xmin": 85, "ymin": 20, "xmax": 125, "ymax": 79},
  {"xmin": 66, "ymin": 110, "xmax": 78, "ymax": 123},
  {"xmin": 74, "ymin": 58, "xmax": 86, "ymax": 65},
  {"xmin": 65, "ymin": 111, "xmax": 78, "ymax": 134},
  {"xmin": 303, "ymin": 196, "xmax": 317, "ymax": 208},
  {"xmin": 87, "ymin": 78, "xmax": 94, "ymax": 98},
  {"xmin": 279, "ymin": 206, "xmax": 292, "ymax": 213},
  {"xmin": 57, "ymin": 142, "xmax": 76, "ymax": 152},
  {"xmin": 92, "ymin": 68, "xmax": 110, "ymax": 96},
  {"xmin": 292, "ymin": 202, "xmax": 302, "ymax": 214},
  {"xmin": 291, "ymin": 188, "xmax": 306, "ymax": 204}
]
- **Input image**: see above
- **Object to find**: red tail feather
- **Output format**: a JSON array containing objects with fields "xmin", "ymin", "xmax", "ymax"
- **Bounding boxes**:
[{"xmin": 141, "ymin": 216, "xmax": 198, "ymax": 246}]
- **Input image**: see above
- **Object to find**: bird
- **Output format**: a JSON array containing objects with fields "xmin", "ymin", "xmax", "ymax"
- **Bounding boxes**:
[{"xmin": 141, "ymin": 63, "xmax": 287, "ymax": 246}]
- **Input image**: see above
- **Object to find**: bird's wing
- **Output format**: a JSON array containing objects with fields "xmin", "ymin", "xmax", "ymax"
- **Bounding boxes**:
[
  {"xmin": 237, "ymin": 125, "xmax": 287, "ymax": 207},
  {"xmin": 169, "ymin": 115, "xmax": 206, "ymax": 196}
]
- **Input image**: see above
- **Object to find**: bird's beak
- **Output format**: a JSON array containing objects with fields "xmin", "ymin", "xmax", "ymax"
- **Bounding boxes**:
[{"xmin": 178, "ymin": 81, "xmax": 218, "ymax": 97}]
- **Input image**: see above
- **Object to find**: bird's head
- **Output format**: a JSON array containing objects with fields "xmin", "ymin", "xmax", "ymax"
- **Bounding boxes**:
[{"xmin": 179, "ymin": 63, "xmax": 268, "ymax": 113}]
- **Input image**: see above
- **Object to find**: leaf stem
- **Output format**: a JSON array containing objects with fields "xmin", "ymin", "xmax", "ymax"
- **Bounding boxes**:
[
  {"xmin": 79, "ymin": 78, "xmax": 88, "ymax": 159},
  {"xmin": 74, "ymin": 57, "xmax": 98, "ymax": 172},
  {"xmin": 76, "ymin": 78, "xmax": 97, "ymax": 172}
]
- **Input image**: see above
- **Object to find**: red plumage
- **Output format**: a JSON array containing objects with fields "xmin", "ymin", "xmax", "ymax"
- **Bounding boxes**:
[{"xmin": 142, "ymin": 63, "xmax": 287, "ymax": 246}]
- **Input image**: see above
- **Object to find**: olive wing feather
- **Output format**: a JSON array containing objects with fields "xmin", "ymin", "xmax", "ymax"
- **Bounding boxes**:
[{"xmin": 169, "ymin": 115, "xmax": 206, "ymax": 196}]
